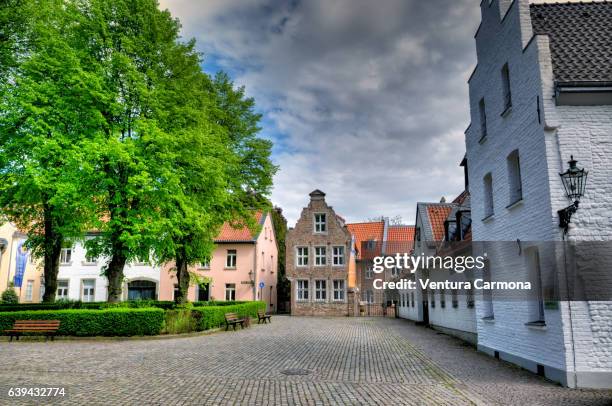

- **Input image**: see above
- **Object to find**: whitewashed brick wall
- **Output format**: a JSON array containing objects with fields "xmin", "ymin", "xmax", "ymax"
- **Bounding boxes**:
[{"xmin": 465, "ymin": 0, "xmax": 612, "ymax": 387}]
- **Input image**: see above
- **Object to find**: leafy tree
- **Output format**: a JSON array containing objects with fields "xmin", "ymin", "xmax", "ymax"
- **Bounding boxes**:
[
  {"xmin": 0, "ymin": 1, "xmax": 104, "ymax": 301},
  {"xmin": 271, "ymin": 207, "xmax": 290, "ymax": 311}
]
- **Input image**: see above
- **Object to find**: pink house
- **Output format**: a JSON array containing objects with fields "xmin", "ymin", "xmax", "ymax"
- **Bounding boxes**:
[{"xmin": 159, "ymin": 212, "xmax": 278, "ymax": 312}]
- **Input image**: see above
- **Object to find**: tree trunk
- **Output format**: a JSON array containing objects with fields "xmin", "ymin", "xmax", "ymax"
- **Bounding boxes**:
[
  {"xmin": 174, "ymin": 249, "xmax": 190, "ymax": 304},
  {"xmin": 105, "ymin": 251, "xmax": 127, "ymax": 302},
  {"xmin": 42, "ymin": 203, "xmax": 62, "ymax": 303}
]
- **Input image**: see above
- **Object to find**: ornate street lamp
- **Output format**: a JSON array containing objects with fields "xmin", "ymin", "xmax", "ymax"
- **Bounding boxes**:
[{"xmin": 558, "ymin": 156, "xmax": 588, "ymax": 233}]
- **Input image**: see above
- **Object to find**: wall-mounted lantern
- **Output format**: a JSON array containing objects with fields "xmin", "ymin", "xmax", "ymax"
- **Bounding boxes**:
[{"xmin": 558, "ymin": 156, "xmax": 588, "ymax": 233}]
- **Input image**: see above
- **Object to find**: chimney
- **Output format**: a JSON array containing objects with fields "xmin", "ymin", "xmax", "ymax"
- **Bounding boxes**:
[
  {"xmin": 309, "ymin": 189, "xmax": 326, "ymax": 201},
  {"xmin": 440, "ymin": 196, "xmax": 446, "ymax": 203}
]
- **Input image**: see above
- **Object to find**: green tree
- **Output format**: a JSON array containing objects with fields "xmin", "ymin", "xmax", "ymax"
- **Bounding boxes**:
[
  {"xmin": 0, "ymin": 1, "xmax": 104, "ymax": 301},
  {"xmin": 271, "ymin": 207, "xmax": 290, "ymax": 311}
]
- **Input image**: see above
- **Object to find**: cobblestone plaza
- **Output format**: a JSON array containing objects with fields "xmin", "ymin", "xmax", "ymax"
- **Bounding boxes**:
[{"xmin": 1, "ymin": 317, "xmax": 610, "ymax": 405}]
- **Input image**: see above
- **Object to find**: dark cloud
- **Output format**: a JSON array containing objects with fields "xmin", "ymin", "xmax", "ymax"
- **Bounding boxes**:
[{"xmin": 159, "ymin": 0, "xmax": 481, "ymax": 224}]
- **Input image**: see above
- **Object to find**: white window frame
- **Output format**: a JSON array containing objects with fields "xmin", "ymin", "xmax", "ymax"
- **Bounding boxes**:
[
  {"xmin": 198, "ymin": 260, "xmax": 210, "ymax": 270},
  {"xmin": 60, "ymin": 247, "xmax": 72, "ymax": 265},
  {"xmin": 365, "ymin": 266, "xmax": 373, "ymax": 279},
  {"xmin": 314, "ymin": 279, "xmax": 327, "ymax": 301},
  {"xmin": 314, "ymin": 246, "xmax": 326, "ymax": 266},
  {"xmin": 25, "ymin": 280, "xmax": 34, "ymax": 301},
  {"xmin": 81, "ymin": 279, "xmax": 95, "ymax": 302},
  {"xmin": 313, "ymin": 213, "xmax": 327, "ymax": 234},
  {"xmin": 332, "ymin": 279, "xmax": 345, "ymax": 301},
  {"xmin": 296, "ymin": 246, "xmax": 308, "ymax": 267},
  {"xmin": 226, "ymin": 249, "xmax": 237, "ymax": 269},
  {"xmin": 297, "ymin": 279, "xmax": 309, "ymax": 301},
  {"xmin": 366, "ymin": 290, "xmax": 374, "ymax": 304},
  {"xmin": 56, "ymin": 279, "xmax": 69, "ymax": 299},
  {"xmin": 225, "ymin": 283, "xmax": 236, "ymax": 301},
  {"xmin": 332, "ymin": 246, "xmax": 345, "ymax": 266}
]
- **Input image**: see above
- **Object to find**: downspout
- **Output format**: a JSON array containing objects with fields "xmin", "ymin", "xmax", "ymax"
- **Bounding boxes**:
[{"xmin": 253, "ymin": 241, "xmax": 258, "ymax": 301}]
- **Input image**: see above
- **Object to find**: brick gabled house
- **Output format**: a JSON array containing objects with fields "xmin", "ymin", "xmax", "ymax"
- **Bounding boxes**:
[{"xmin": 286, "ymin": 190, "xmax": 357, "ymax": 316}]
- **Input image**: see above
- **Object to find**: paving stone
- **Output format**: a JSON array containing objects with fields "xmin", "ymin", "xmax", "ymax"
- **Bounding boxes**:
[{"xmin": 0, "ymin": 316, "xmax": 610, "ymax": 405}]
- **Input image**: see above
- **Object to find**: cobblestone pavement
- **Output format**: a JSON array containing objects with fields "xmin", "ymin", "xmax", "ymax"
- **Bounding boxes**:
[{"xmin": 0, "ymin": 317, "xmax": 610, "ymax": 405}]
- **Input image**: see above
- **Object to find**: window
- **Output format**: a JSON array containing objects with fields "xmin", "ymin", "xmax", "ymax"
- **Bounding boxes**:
[
  {"xmin": 196, "ymin": 283, "xmax": 210, "ymax": 301},
  {"xmin": 483, "ymin": 173, "xmax": 494, "ymax": 218},
  {"xmin": 452, "ymin": 289, "xmax": 459, "ymax": 308},
  {"xmin": 199, "ymin": 260, "xmax": 210, "ymax": 269},
  {"xmin": 365, "ymin": 265, "xmax": 373, "ymax": 279},
  {"xmin": 411, "ymin": 292, "xmax": 415, "ymax": 308},
  {"xmin": 315, "ymin": 280, "xmax": 327, "ymax": 301},
  {"xmin": 332, "ymin": 246, "xmax": 345, "ymax": 266},
  {"xmin": 56, "ymin": 280, "xmax": 69, "ymax": 299},
  {"xmin": 391, "ymin": 266, "xmax": 400, "ymax": 277},
  {"xmin": 296, "ymin": 247, "xmax": 308, "ymax": 267},
  {"xmin": 226, "ymin": 249, "xmax": 237, "ymax": 268},
  {"xmin": 414, "ymin": 228, "xmax": 421, "ymax": 243},
  {"xmin": 333, "ymin": 280, "xmax": 345, "ymax": 301},
  {"xmin": 25, "ymin": 280, "xmax": 33, "ymax": 301},
  {"xmin": 297, "ymin": 279, "xmax": 309, "ymax": 301},
  {"xmin": 467, "ymin": 287, "xmax": 475, "ymax": 308},
  {"xmin": 501, "ymin": 63, "xmax": 512, "ymax": 111},
  {"xmin": 365, "ymin": 290, "xmax": 374, "ymax": 303},
  {"xmin": 173, "ymin": 284, "xmax": 179, "ymax": 300},
  {"xmin": 479, "ymin": 98, "xmax": 487, "ymax": 140},
  {"xmin": 430, "ymin": 290, "xmax": 435, "ymax": 308},
  {"xmin": 60, "ymin": 248, "xmax": 72, "ymax": 265},
  {"xmin": 81, "ymin": 279, "xmax": 95, "ymax": 302},
  {"xmin": 314, "ymin": 213, "xmax": 327, "ymax": 233},
  {"xmin": 440, "ymin": 289, "xmax": 446, "ymax": 308},
  {"xmin": 225, "ymin": 283, "xmax": 236, "ymax": 301},
  {"xmin": 507, "ymin": 150, "xmax": 522, "ymax": 204},
  {"xmin": 526, "ymin": 248, "xmax": 545, "ymax": 323},
  {"xmin": 314, "ymin": 246, "xmax": 326, "ymax": 266}
]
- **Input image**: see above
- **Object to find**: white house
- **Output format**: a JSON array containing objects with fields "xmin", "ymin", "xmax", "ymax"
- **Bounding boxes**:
[
  {"xmin": 56, "ymin": 235, "xmax": 161, "ymax": 302},
  {"xmin": 398, "ymin": 187, "xmax": 476, "ymax": 345},
  {"xmin": 465, "ymin": 0, "xmax": 612, "ymax": 388}
]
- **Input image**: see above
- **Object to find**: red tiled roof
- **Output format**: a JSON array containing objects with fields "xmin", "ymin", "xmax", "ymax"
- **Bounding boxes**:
[
  {"xmin": 346, "ymin": 221, "xmax": 384, "ymax": 258},
  {"xmin": 386, "ymin": 225, "xmax": 415, "ymax": 255},
  {"xmin": 427, "ymin": 206, "xmax": 452, "ymax": 241},
  {"xmin": 346, "ymin": 221, "xmax": 384, "ymax": 247},
  {"xmin": 215, "ymin": 211, "xmax": 264, "ymax": 242}
]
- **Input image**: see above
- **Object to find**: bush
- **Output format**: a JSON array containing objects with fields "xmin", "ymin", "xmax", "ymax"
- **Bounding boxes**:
[
  {"xmin": 0, "ymin": 308, "xmax": 165, "ymax": 336},
  {"xmin": 0, "ymin": 300, "xmax": 177, "ymax": 312},
  {"xmin": 193, "ymin": 301, "xmax": 266, "ymax": 331},
  {"xmin": 164, "ymin": 308, "xmax": 198, "ymax": 334},
  {"xmin": 1, "ymin": 288, "xmax": 19, "ymax": 304},
  {"xmin": 192, "ymin": 300, "xmax": 247, "ymax": 307}
]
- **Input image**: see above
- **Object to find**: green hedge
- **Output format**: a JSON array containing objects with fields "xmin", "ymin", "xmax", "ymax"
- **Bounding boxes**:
[
  {"xmin": 0, "ymin": 300, "xmax": 176, "ymax": 312},
  {"xmin": 0, "ymin": 308, "xmax": 165, "ymax": 336},
  {"xmin": 192, "ymin": 300, "xmax": 248, "ymax": 307},
  {"xmin": 193, "ymin": 301, "xmax": 266, "ymax": 330}
]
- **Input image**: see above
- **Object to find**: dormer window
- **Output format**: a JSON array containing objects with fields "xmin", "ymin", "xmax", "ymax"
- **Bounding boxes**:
[{"xmin": 314, "ymin": 213, "xmax": 327, "ymax": 233}]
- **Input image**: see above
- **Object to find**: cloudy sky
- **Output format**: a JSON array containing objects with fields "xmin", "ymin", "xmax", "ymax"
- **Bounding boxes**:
[{"xmin": 158, "ymin": 0, "xmax": 483, "ymax": 225}]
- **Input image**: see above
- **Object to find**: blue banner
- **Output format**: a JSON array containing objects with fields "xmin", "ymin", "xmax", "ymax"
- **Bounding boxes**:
[{"xmin": 13, "ymin": 241, "xmax": 28, "ymax": 288}]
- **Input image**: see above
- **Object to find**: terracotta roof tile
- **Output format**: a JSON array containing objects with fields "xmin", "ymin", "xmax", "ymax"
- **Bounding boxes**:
[
  {"xmin": 427, "ymin": 206, "xmax": 453, "ymax": 242},
  {"xmin": 386, "ymin": 225, "xmax": 415, "ymax": 254},
  {"xmin": 215, "ymin": 211, "xmax": 264, "ymax": 242},
  {"xmin": 346, "ymin": 221, "xmax": 384, "ymax": 257}
]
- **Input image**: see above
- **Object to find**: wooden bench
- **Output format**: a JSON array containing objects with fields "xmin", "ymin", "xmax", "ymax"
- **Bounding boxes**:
[
  {"xmin": 5, "ymin": 320, "xmax": 60, "ymax": 341},
  {"xmin": 257, "ymin": 310, "xmax": 271, "ymax": 324},
  {"xmin": 224, "ymin": 312, "xmax": 245, "ymax": 331}
]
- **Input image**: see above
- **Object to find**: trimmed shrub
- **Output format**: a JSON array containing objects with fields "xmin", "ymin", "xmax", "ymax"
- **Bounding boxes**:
[
  {"xmin": 0, "ymin": 308, "xmax": 165, "ymax": 336},
  {"xmin": 1, "ymin": 288, "xmax": 19, "ymax": 304},
  {"xmin": 164, "ymin": 308, "xmax": 198, "ymax": 334},
  {"xmin": 193, "ymin": 301, "xmax": 266, "ymax": 331},
  {"xmin": 192, "ymin": 300, "xmax": 247, "ymax": 307},
  {"xmin": 0, "ymin": 300, "xmax": 177, "ymax": 312}
]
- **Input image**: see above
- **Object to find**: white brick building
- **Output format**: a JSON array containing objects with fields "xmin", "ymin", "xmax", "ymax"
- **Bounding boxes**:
[{"xmin": 465, "ymin": 0, "xmax": 612, "ymax": 388}]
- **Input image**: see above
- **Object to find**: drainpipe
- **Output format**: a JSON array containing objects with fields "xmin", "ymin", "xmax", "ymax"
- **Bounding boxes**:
[{"xmin": 253, "ymin": 241, "xmax": 258, "ymax": 301}]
